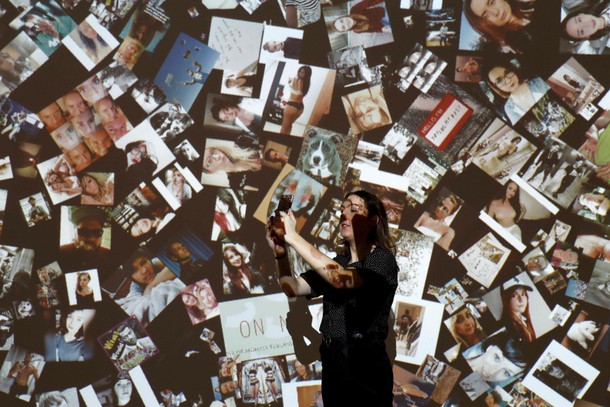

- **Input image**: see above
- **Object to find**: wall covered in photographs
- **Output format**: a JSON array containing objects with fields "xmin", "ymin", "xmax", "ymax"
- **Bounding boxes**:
[{"xmin": 0, "ymin": 0, "xmax": 610, "ymax": 406}]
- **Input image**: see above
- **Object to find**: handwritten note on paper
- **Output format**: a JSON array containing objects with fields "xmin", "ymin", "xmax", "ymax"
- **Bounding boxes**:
[
  {"xmin": 460, "ymin": 233, "xmax": 510, "ymax": 288},
  {"xmin": 209, "ymin": 17, "xmax": 263, "ymax": 72}
]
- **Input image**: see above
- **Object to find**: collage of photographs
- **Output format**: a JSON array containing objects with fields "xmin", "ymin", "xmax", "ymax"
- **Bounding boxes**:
[{"xmin": 0, "ymin": 0, "xmax": 610, "ymax": 406}]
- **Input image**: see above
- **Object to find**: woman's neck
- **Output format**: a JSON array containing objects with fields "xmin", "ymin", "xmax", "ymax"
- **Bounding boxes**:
[{"xmin": 64, "ymin": 332, "xmax": 77, "ymax": 342}]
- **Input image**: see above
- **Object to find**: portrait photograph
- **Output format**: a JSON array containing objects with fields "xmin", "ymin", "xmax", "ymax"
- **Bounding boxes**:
[
  {"xmin": 19, "ymin": 193, "xmax": 51, "ymax": 227},
  {"xmin": 63, "ymin": 14, "xmax": 119, "ymax": 70},
  {"xmin": 155, "ymin": 228, "xmax": 214, "ymax": 284},
  {"xmin": 342, "ymin": 85, "xmax": 392, "ymax": 136},
  {"xmin": 65, "ymin": 270, "xmax": 102, "ymax": 306},
  {"xmin": 560, "ymin": 0, "xmax": 610, "ymax": 55},
  {"xmin": 152, "ymin": 163, "xmax": 202, "ymax": 210},
  {"xmin": 180, "ymin": 278, "xmax": 220, "ymax": 325},
  {"xmin": 43, "ymin": 308, "xmax": 96, "ymax": 362}
]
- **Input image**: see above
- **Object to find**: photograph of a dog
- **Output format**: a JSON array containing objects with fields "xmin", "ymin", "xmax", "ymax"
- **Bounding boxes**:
[{"xmin": 295, "ymin": 126, "xmax": 357, "ymax": 187}]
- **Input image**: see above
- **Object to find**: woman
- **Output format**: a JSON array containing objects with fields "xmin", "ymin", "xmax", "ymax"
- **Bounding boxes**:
[
  {"xmin": 180, "ymin": 279, "xmax": 219, "ymax": 324},
  {"xmin": 464, "ymin": 0, "xmax": 535, "ymax": 53},
  {"xmin": 332, "ymin": 0, "xmax": 390, "ymax": 33},
  {"xmin": 281, "ymin": 65, "xmax": 312, "ymax": 135},
  {"xmin": 485, "ymin": 180, "xmax": 526, "ymax": 241},
  {"xmin": 44, "ymin": 308, "xmax": 93, "ymax": 361},
  {"xmin": 448, "ymin": 308, "xmax": 487, "ymax": 348},
  {"xmin": 292, "ymin": 360, "xmax": 313, "ymax": 381},
  {"xmin": 484, "ymin": 389, "xmax": 503, "ymax": 407},
  {"xmin": 222, "ymin": 245, "xmax": 264, "ymax": 295},
  {"xmin": 346, "ymin": 93, "xmax": 392, "ymax": 133},
  {"xmin": 202, "ymin": 141, "xmax": 262, "ymax": 175},
  {"xmin": 75, "ymin": 20, "xmax": 110, "ymax": 65},
  {"xmin": 75, "ymin": 272, "xmax": 95, "ymax": 307},
  {"xmin": 78, "ymin": 173, "xmax": 114, "ymax": 205},
  {"xmin": 211, "ymin": 99, "xmax": 262, "ymax": 132},
  {"xmin": 45, "ymin": 157, "xmax": 82, "ymax": 197},
  {"xmin": 561, "ymin": 1, "xmax": 610, "ymax": 53},
  {"xmin": 166, "ymin": 168, "xmax": 192, "ymax": 203},
  {"xmin": 225, "ymin": 74, "xmax": 256, "ymax": 92},
  {"xmin": 414, "ymin": 194, "xmax": 462, "ymax": 250},
  {"xmin": 129, "ymin": 213, "xmax": 175, "ymax": 240},
  {"xmin": 500, "ymin": 278, "xmax": 536, "ymax": 342},
  {"xmin": 483, "ymin": 61, "xmax": 549, "ymax": 124},
  {"xmin": 463, "ymin": 330, "xmax": 528, "ymax": 385},
  {"xmin": 212, "ymin": 189, "xmax": 245, "ymax": 241},
  {"xmin": 114, "ymin": 376, "xmax": 133, "ymax": 406},
  {"xmin": 266, "ymin": 190, "xmax": 398, "ymax": 406}
]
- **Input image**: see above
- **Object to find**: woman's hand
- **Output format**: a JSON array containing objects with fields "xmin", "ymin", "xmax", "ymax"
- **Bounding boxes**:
[
  {"xmin": 596, "ymin": 163, "xmax": 610, "ymax": 184},
  {"xmin": 265, "ymin": 220, "xmax": 287, "ymax": 259},
  {"xmin": 279, "ymin": 210, "xmax": 298, "ymax": 244}
]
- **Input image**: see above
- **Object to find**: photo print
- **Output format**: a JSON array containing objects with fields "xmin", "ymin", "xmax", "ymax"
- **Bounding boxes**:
[
  {"xmin": 204, "ymin": 93, "xmax": 265, "ymax": 135},
  {"xmin": 35, "ymin": 262, "xmax": 63, "ymax": 310},
  {"xmin": 520, "ymin": 93, "xmax": 575, "ymax": 140},
  {"xmin": 155, "ymin": 228, "xmax": 214, "ymax": 285},
  {"xmin": 220, "ymin": 293, "xmax": 294, "ymax": 360},
  {"xmin": 310, "ymin": 198, "xmax": 342, "ymax": 243},
  {"xmin": 221, "ymin": 241, "xmax": 267, "ymax": 297},
  {"xmin": 79, "ymin": 172, "xmax": 114, "ymax": 206},
  {"xmin": 482, "ymin": 272, "xmax": 557, "ymax": 343},
  {"xmin": 523, "ymin": 340, "xmax": 599, "ymax": 407},
  {"xmin": 425, "ymin": 8, "xmax": 457, "ymax": 47},
  {"xmin": 65, "ymin": 269, "xmax": 102, "ymax": 306},
  {"xmin": 98, "ymin": 316, "xmax": 158, "ymax": 372},
  {"xmin": 454, "ymin": 54, "xmax": 483, "ymax": 83},
  {"xmin": 152, "ymin": 163, "xmax": 202, "ymax": 210},
  {"xmin": 552, "ymin": 240, "xmax": 581, "ymax": 272},
  {"xmin": 0, "ymin": 245, "xmax": 34, "ymax": 307},
  {"xmin": 342, "ymin": 85, "xmax": 392, "ymax": 135},
  {"xmin": 173, "ymin": 139, "xmax": 200, "ymax": 166},
  {"xmin": 414, "ymin": 187, "xmax": 464, "ymax": 251},
  {"xmin": 9, "ymin": 0, "xmax": 76, "ymax": 56},
  {"xmin": 0, "ymin": 156, "xmax": 12, "ymax": 181},
  {"xmin": 412, "ymin": 52, "xmax": 448, "ymax": 93},
  {"xmin": 583, "ymin": 260, "xmax": 610, "ymax": 309},
  {"xmin": 295, "ymin": 126, "xmax": 357, "ymax": 187},
  {"xmin": 286, "ymin": 353, "xmax": 322, "ymax": 382},
  {"xmin": 147, "ymin": 101, "xmax": 193, "ymax": 145},
  {"xmin": 153, "ymin": 32, "xmax": 220, "ymax": 110},
  {"xmin": 479, "ymin": 175, "xmax": 559, "ymax": 252},
  {"xmin": 0, "ymin": 345, "xmax": 45, "ymax": 401},
  {"xmin": 458, "ymin": 0, "xmax": 538, "ymax": 53},
  {"xmin": 132, "ymin": 78, "xmax": 167, "ymax": 115},
  {"xmin": 12, "ymin": 298, "xmax": 35, "ymax": 321},
  {"xmin": 351, "ymin": 139, "xmax": 384, "ymax": 170},
  {"xmin": 380, "ymin": 123, "xmax": 417, "ymax": 164},
  {"xmin": 459, "ymin": 232, "xmax": 511, "ymax": 288},
  {"xmin": 262, "ymin": 140, "xmax": 291, "ymax": 170},
  {"xmin": 253, "ymin": 164, "xmax": 326, "ymax": 232},
  {"xmin": 63, "ymin": 14, "xmax": 120, "ymax": 70},
  {"xmin": 89, "ymin": 0, "xmax": 137, "ymax": 29},
  {"xmin": 179, "ymin": 278, "xmax": 220, "ymax": 325},
  {"xmin": 356, "ymin": 166, "xmax": 409, "ymax": 225},
  {"xmin": 416, "ymin": 355, "xmax": 462, "ymax": 405},
  {"xmin": 261, "ymin": 60, "xmax": 336, "ymax": 137},
  {"xmin": 560, "ymin": 310, "xmax": 608, "ymax": 360},
  {"xmin": 97, "ymin": 61, "xmax": 138, "ymax": 99},
  {"xmin": 392, "ymin": 364, "xmax": 436, "ymax": 405},
  {"xmin": 390, "ymin": 43, "xmax": 430, "ymax": 92},
  {"xmin": 327, "ymin": 45, "xmax": 372, "ymax": 91},
  {"xmin": 114, "ymin": 120, "xmax": 176, "ymax": 187},
  {"xmin": 35, "ymin": 388, "xmax": 79, "ymax": 407},
  {"xmin": 118, "ymin": 1, "xmax": 170, "ymax": 55},
  {"xmin": 522, "ymin": 247, "xmax": 555, "ymax": 283},
  {"xmin": 467, "ymin": 119, "xmax": 535, "ymax": 185},
  {"xmin": 43, "ymin": 308, "xmax": 96, "ymax": 361},
  {"xmin": 0, "ymin": 97, "xmax": 44, "ymax": 144},
  {"xmin": 111, "ymin": 182, "xmax": 176, "ymax": 244},
  {"xmin": 431, "ymin": 278, "xmax": 469, "ymax": 314},
  {"xmin": 395, "ymin": 230, "xmax": 435, "ymax": 298},
  {"xmin": 547, "ymin": 57, "xmax": 604, "ymax": 115},
  {"xmin": 571, "ymin": 185, "xmax": 610, "ymax": 229},
  {"xmin": 19, "ymin": 193, "xmax": 50, "ymax": 227},
  {"xmin": 522, "ymin": 138, "xmax": 596, "ymax": 209},
  {"xmin": 79, "ymin": 370, "xmax": 144, "ymax": 407},
  {"xmin": 209, "ymin": 17, "xmax": 263, "ymax": 74},
  {"xmin": 201, "ymin": 135, "xmax": 263, "ymax": 190},
  {"xmin": 212, "ymin": 188, "xmax": 247, "ymax": 242},
  {"xmin": 444, "ymin": 306, "xmax": 487, "ymax": 351},
  {"xmin": 392, "ymin": 295, "xmax": 444, "ymax": 365},
  {"xmin": 236, "ymin": 355, "xmax": 288, "ymax": 405},
  {"xmin": 462, "ymin": 328, "xmax": 528, "ymax": 388},
  {"xmin": 102, "ymin": 247, "xmax": 184, "ymax": 326},
  {"xmin": 323, "ymin": 0, "xmax": 394, "ymax": 51},
  {"xmin": 403, "ymin": 155, "xmax": 444, "ymax": 206},
  {"xmin": 459, "ymin": 371, "xmax": 490, "ymax": 401},
  {"xmin": 259, "ymin": 25, "xmax": 303, "ymax": 65},
  {"xmin": 58, "ymin": 206, "xmax": 112, "ymax": 272},
  {"xmin": 559, "ymin": 0, "xmax": 610, "ymax": 55},
  {"xmin": 0, "ymin": 32, "xmax": 48, "ymax": 93}
]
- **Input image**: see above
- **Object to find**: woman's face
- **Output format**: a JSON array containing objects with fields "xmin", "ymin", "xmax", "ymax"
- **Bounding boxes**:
[
  {"xmin": 554, "ymin": 248, "xmax": 578, "ymax": 263},
  {"xmin": 66, "ymin": 310, "xmax": 85, "ymax": 334},
  {"xmin": 18, "ymin": 301, "xmax": 32, "ymax": 316},
  {"xmin": 565, "ymin": 14, "xmax": 601, "ymax": 40},
  {"xmin": 506, "ymin": 181, "xmax": 518, "ymax": 199},
  {"xmin": 477, "ymin": 344, "xmax": 523, "ymax": 382},
  {"xmin": 80, "ymin": 21, "xmax": 98, "ymax": 39},
  {"xmin": 224, "ymin": 248, "xmax": 243, "ymax": 268},
  {"xmin": 172, "ymin": 170, "xmax": 184, "ymax": 185},
  {"xmin": 82, "ymin": 175, "xmax": 100, "ymax": 195},
  {"xmin": 78, "ymin": 273, "xmax": 90, "ymax": 288},
  {"xmin": 194, "ymin": 282, "xmax": 215, "ymax": 310},
  {"xmin": 508, "ymin": 287, "xmax": 528, "ymax": 314},
  {"xmin": 182, "ymin": 292, "xmax": 197, "ymax": 307},
  {"xmin": 295, "ymin": 361, "xmax": 307, "ymax": 377},
  {"xmin": 488, "ymin": 66, "xmax": 519, "ymax": 94},
  {"xmin": 130, "ymin": 218, "xmax": 153, "ymax": 237},
  {"xmin": 469, "ymin": 0, "xmax": 514, "ymax": 27},
  {"xmin": 453, "ymin": 311, "xmax": 476, "ymax": 337},
  {"xmin": 353, "ymin": 97, "xmax": 384, "ymax": 130},
  {"xmin": 114, "ymin": 378, "xmax": 133, "ymax": 404},
  {"xmin": 0, "ymin": 54, "xmax": 15, "ymax": 73},
  {"xmin": 298, "ymin": 67, "xmax": 307, "ymax": 79},
  {"xmin": 219, "ymin": 106, "xmax": 238, "ymax": 123},
  {"xmin": 130, "ymin": 256, "xmax": 156, "ymax": 284},
  {"xmin": 204, "ymin": 147, "xmax": 229, "ymax": 173},
  {"xmin": 339, "ymin": 195, "xmax": 368, "ymax": 242},
  {"xmin": 334, "ymin": 16, "xmax": 356, "ymax": 32}
]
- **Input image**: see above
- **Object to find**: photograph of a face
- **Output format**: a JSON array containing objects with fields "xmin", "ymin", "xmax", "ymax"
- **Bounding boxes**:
[
  {"xmin": 63, "ymin": 14, "xmax": 119, "ymax": 70},
  {"xmin": 560, "ymin": 0, "xmax": 610, "ymax": 55},
  {"xmin": 342, "ymin": 85, "xmax": 392, "ymax": 136}
]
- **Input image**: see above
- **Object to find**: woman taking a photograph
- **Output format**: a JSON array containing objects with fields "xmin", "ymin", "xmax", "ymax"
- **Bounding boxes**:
[
  {"xmin": 281, "ymin": 65, "xmax": 312, "ymax": 135},
  {"xmin": 464, "ymin": 0, "xmax": 536, "ymax": 53},
  {"xmin": 75, "ymin": 272, "xmax": 94, "ymax": 307},
  {"xmin": 266, "ymin": 190, "xmax": 398, "ymax": 406},
  {"xmin": 448, "ymin": 308, "xmax": 487, "ymax": 348},
  {"xmin": 500, "ymin": 277, "xmax": 536, "ymax": 342},
  {"xmin": 482, "ymin": 60, "xmax": 549, "ymax": 124},
  {"xmin": 485, "ymin": 180, "xmax": 526, "ymax": 241},
  {"xmin": 222, "ymin": 245, "xmax": 264, "ymax": 295},
  {"xmin": 44, "ymin": 308, "xmax": 94, "ymax": 361}
]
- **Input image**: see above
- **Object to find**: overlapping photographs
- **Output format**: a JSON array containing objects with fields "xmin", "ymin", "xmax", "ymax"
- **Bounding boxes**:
[
  {"xmin": 147, "ymin": 102, "xmax": 194, "ymax": 146},
  {"xmin": 425, "ymin": 8, "xmax": 457, "ymax": 48},
  {"xmin": 201, "ymin": 135, "xmax": 263, "ymax": 190},
  {"xmin": 327, "ymin": 45, "xmax": 372, "ymax": 91},
  {"xmin": 0, "ymin": 32, "xmax": 48, "ymax": 93},
  {"xmin": 352, "ymin": 139, "xmax": 384, "ymax": 170},
  {"xmin": 395, "ymin": 230, "xmax": 434, "ymax": 298},
  {"xmin": 118, "ymin": 1, "xmax": 170, "ymax": 55}
]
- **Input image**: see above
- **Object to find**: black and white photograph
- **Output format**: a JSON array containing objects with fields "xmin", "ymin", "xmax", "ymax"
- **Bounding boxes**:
[
  {"xmin": 259, "ymin": 24, "xmax": 303, "ymax": 64},
  {"xmin": 351, "ymin": 139, "xmax": 384, "ymax": 170},
  {"xmin": 147, "ymin": 102, "xmax": 194, "ymax": 145},
  {"xmin": 380, "ymin": 124, "xmax": 417, "ymax": 164},
  {"xmin": 204, "ymin": 93, "xmax": 264, "ymax": 135},
  {"xmin": 152, "ymin": 163, "xmax": 202, "ymax": 210},
  {"xmin": 131, "ymin": 78, "xmax": 167, "ymax": 114},
  {"xmin": 97, "ymin": 61, "xmax": 138, "ymax": 99},
  {"xmin": 327, "ymin": 45, "xmax": 372, "ymax": 90}
]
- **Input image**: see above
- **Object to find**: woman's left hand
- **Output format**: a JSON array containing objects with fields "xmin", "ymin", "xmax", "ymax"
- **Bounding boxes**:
[{"xmin": 279, "ymin": 210, "xmax": 298, "ymax": 244}]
